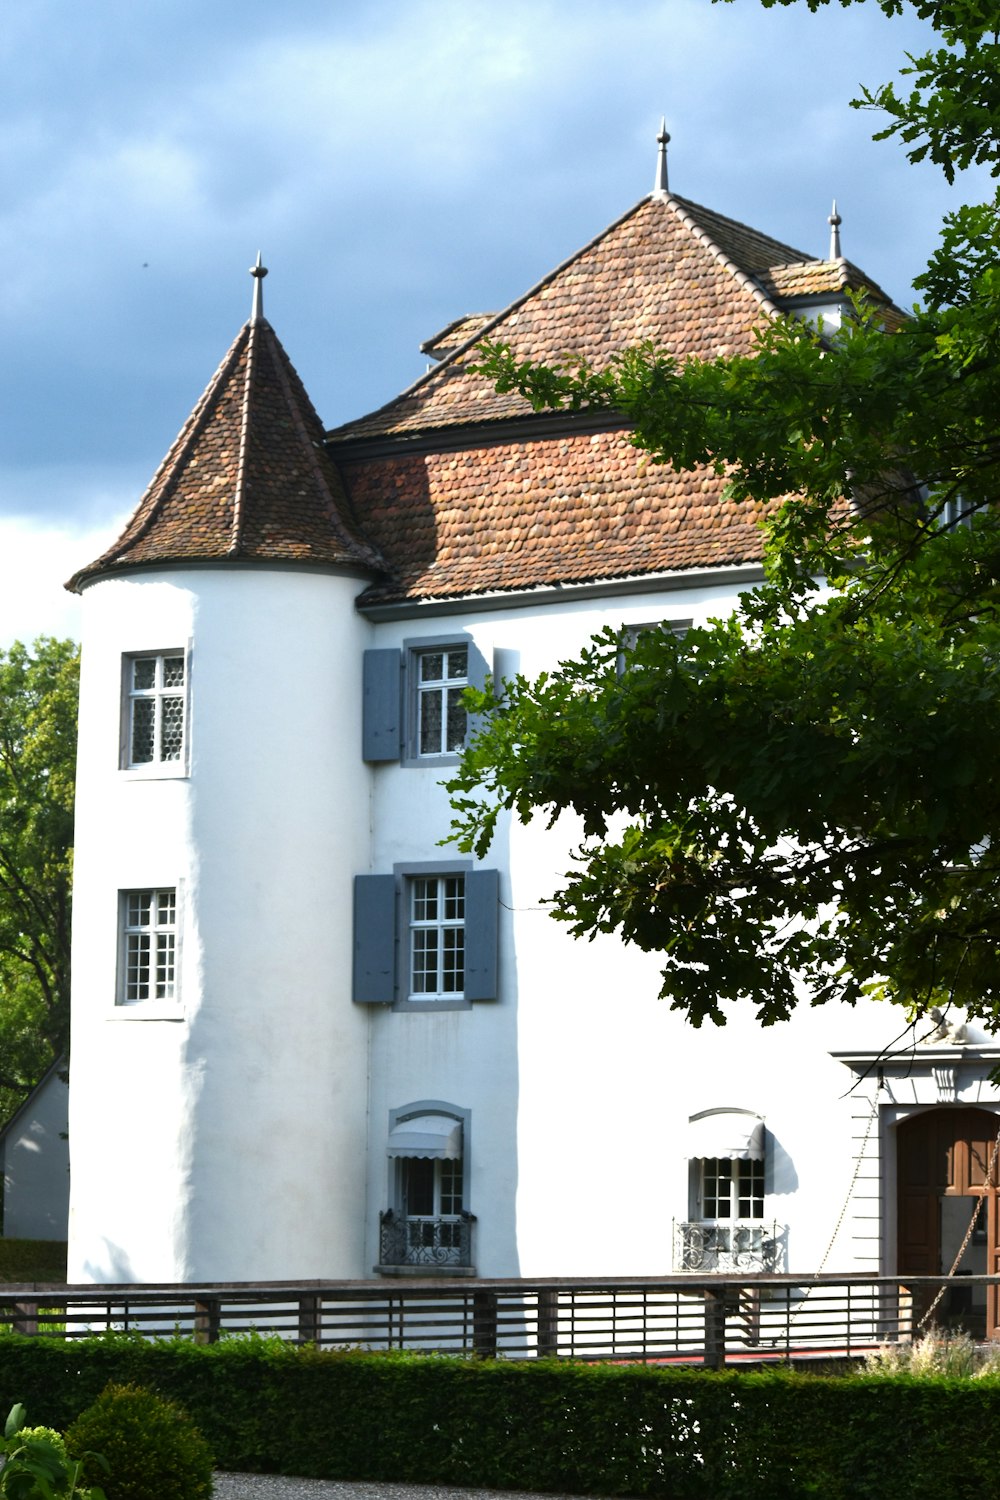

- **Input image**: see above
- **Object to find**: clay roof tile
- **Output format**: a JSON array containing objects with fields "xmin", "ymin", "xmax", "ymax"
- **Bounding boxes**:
[{"xmin": 327, "ymin": 188, "xmax": 900, "ymax": 606}]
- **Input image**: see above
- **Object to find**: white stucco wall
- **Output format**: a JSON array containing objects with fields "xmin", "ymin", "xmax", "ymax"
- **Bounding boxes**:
[
  {"xmin": 364, "ymin": 572, "xmax": 989, "ymax": 1283},
  {"xmin": 68, "ymin": 565, "xmax": 374, "ymax": 1283},
  {"xmin": 68, "ymin": 559, "xmax": 1000, "ymax": 1289}
]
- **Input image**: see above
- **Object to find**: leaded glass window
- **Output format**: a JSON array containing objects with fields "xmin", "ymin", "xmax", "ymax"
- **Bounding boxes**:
[
  {"xmin": 126, "ymin": 653, "xmax": 186, "ymax": 767},
  {"xmin": 416, "ymin": 647, "xmax": 468, "ymax": 756}
]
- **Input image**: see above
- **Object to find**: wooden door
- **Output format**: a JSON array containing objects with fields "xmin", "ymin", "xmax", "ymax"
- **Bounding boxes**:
[{"xmin": 897, "ymin": 1107, "xmax": 1000, "ymax": 1337}]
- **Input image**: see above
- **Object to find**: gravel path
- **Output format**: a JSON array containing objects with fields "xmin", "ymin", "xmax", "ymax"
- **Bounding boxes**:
[{"xmin": 214, "ymin": 1478, "xmax": 586, "ymax": 1500}]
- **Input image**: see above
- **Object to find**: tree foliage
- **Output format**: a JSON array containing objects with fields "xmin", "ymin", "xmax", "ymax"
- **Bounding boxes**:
[
  {"xmin": 0, "ymin": 638, "xmax": 78, "ymax": 1123},
  {"xmin": 449, "ymin": 0, "xmax": 1000, "ymax": 1028}
]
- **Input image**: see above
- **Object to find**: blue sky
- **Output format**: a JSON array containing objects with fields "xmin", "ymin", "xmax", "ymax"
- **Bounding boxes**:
[{"xmin": 0, "ymin": 0, "xmax": 988, "ymax": 645}]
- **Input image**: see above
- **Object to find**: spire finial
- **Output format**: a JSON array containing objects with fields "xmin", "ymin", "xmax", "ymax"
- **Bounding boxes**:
[
  {"xmin": 653, "ymin": 117, "xmax": 670, "ymax": 198},
  {"xmin": 250, "ymin": 252, "xmax": 268, "ymax": 325},
  {"xmin": 828, "ymin": 200, "xmax": 842, "ymax": 261}
]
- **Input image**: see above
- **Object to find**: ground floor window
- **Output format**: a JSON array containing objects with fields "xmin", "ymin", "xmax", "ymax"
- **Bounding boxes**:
[
  {"xmin": 675, "ymin": 1109, "xmax": 777, "ymax": 1272},
  {"xmin": 396, "ymin": 1156, "xmax": 465, "ymax": 1258},
  {"xmin": 378, "ymin": 1105, "xmax": 475, "ymax": 1271},
  {"xmin": 701, "ymin": 1156, "xmax": 765, "ymax": 1221}
]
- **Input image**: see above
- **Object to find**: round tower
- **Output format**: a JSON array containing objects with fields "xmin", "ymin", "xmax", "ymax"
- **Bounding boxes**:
[{"xmin": 67, "ymin": 264, "xmax": 383, "ymax": 1282}]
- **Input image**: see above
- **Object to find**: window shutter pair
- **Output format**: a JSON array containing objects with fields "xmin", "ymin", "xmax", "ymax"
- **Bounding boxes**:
[
  {"xmin": 361, "ymin": 643, "xmax": 491, "ymax": 763},
  {"xmin": 353, "ymin": 869, "xmax": 499, "ymax": 1004}
]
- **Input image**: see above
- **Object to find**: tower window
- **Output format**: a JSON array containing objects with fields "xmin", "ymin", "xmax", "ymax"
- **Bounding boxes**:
[
  {"xmin": 119, "ymin": 889, "xmax": 177, "ymax": 1005},
  {"xmin": 123, "ymin": 651, "xmax": 187, "ymax": 770}
]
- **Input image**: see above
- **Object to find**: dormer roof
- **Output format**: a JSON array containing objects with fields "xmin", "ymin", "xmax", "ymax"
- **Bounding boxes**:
[
  {"xmin": 68, "ymin": 307, "xmax": 384, "ymax": 592},
  {"xmin": 420, "ymin": 314, "xmax": 496, "ymax": 363}
]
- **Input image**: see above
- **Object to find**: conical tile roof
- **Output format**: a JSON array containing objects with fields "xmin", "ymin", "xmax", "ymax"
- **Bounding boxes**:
[{"xmin": 68, "ymin": 314, "xmax": 384, "ymax": 591}]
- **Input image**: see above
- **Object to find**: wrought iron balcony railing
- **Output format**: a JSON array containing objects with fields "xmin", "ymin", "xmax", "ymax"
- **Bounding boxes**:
[
  {"xmin": 378, "ymin": 1209, "xmax": 476, "ymax": 1269},
  {"xmin": 674, "ymin": 1220, "xmax": 784, "ymax": 1273}
]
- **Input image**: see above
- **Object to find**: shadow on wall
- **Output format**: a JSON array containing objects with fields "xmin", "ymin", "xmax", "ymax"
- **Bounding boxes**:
[
  {"xmin": 770, "ymin": 1131, "xmax": 799, "ymax": 1196},
  {"xmin": 81, "ymin": 1238, "xmax": 139, "ymax": 1284}
]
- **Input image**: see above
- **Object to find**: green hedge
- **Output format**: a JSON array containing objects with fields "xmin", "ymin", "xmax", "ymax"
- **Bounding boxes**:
[
  {"xmin": 0, "ymin": 1335, "xmax": 999, "ymax": 1499},
  {"xmin": 0, "ymin": 1240, "xmax": 67, "ymax": 1283}
]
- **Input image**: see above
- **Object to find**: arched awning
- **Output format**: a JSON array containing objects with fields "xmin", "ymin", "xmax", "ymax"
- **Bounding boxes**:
[
  {"xmin": 687, "ymin": 1110, "xmax": 765, "ymax": 1161},
  {"xmin": 386, "ymin": 1115, "xmax": 462, "ymax": 1160}
]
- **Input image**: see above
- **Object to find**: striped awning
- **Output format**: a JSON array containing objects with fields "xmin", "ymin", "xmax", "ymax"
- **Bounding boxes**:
[
  {"xmin": 386, "ymin": 1115, "xmax": 462, "ymax": 1160},
  {"xmin": 687, "ymin": 1111, "xmax": 765, "ymax": 1161}
]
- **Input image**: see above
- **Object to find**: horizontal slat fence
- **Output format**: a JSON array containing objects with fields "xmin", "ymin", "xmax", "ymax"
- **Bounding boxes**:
[{"xmin": 0, "ymin": 1273, "xmax": 987, "ymax": 1366}]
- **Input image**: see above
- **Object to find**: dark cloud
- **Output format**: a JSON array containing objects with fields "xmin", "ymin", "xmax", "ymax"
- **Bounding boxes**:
[{"xmin": 0, "ymin": 0, "xmax": 986, "ymax": 551}]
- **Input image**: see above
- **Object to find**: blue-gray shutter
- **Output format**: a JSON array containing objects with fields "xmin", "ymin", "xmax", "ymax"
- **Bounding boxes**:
[
  {"xmin": 465, "ymin": 642, "xmax": 493, "ymax": 746},
  {"xmin": 463, "ymin": 868, "xmax": 499, "ymax": 1001},
  {"xmin": 362, "ymin": 650, "xmax": 401, "ymax": 762},
  {"xmin": 353, "ymin": 874, "xmax": 396, "ymax": 1003}
]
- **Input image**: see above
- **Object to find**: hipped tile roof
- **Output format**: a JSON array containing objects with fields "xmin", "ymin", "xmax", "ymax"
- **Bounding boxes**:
[
  {"xmin": 329, "ymin": 192, "xmax": 903, "ymax": 446},
  {"xmin": 331, "ymin": 188, "xmax": 905, "ymax": 604},
  {"xmin": 68, "ymin": 317, "xmax": 384, "ymax": 591}
]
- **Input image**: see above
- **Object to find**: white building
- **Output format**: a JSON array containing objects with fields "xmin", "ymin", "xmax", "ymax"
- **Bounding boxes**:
[{"xmin": 66, "ymin": 147, "xmax": 1000, "ymax": 1337}]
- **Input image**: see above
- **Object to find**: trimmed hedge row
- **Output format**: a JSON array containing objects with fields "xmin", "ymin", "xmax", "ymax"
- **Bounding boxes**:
[
  {"xmin": 1, "ymin": 1334, "xmax": 999, "ymax": 1499},
  {"xmin": 0, "ymin": 1240, "xmax": 67, "ymax": 1282}
]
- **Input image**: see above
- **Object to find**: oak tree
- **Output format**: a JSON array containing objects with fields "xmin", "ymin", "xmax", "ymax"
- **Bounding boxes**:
[{"xmin": 449, "ymin": 0, "xmax": 1000, "ymax": 1029}]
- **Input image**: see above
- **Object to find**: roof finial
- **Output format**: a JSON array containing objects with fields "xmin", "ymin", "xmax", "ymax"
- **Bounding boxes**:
[
  {"xmin": 653, "ymin": 118, "xmax": 670, "ymax": 198},
  {"xmin": 828, "ymin": 200, "xmax": 842, "ymax": 261},
  {"xmin": 250, "ymin": 252, "xmax": 268, "ymax": 325}
]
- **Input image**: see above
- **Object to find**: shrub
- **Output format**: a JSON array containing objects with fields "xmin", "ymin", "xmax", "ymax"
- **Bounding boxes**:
[
  {"xmin": 862, "ymin": 1327, "xmax": 1000, "ymax": 1379},
  {"xmin": 14, "ymin": 1425, "xmax": 67, "ymax": 1459},
  {"xmin": 65, "ymin": 1384, "xmax": 213, "ymax": 1500},
  {"xmin": 1, "ymin": 1403, "xmax": 100, "ymax": 1500}
]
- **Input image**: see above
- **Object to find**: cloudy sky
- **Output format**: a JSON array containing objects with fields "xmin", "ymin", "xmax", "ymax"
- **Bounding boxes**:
[{"xmin": 0, "ymin": 0, "xmax": 987, "ymax": 647}]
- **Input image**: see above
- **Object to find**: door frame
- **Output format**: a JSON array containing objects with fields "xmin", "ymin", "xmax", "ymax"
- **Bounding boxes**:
[{"xmin": 896, "ymin": 1104, "xmax": 1000, "ymax": 1337}]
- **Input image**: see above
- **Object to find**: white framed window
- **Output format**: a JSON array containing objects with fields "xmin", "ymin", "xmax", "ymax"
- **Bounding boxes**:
[
  {"xmin": 617, "ymin": 619, "xmax": 691, "ymax": 675},
  {"xmin": 361, "ymin": 636, "xmax": 490, "ymax": 765},
  {"xmin": 353, "ymin": 866, "xmax": 499, "ymax": 1007},
  {"xmin": 122, "ymin": 651, "xmax": 187, "ymax": 771},
  {"xmin": 699, "ymin": 1156, "xmax": 765, "ymax": 1222},
  {"xmin": 938, "ymin": 495, "xmax": 976, "ymax": 531},
  {"xmin": 676, "ymin": 1158, "xmax": 774, "ymax": 1272},
  {"xmin": 401, "ymin": 1155, "xmax": 464, "ymax": 1226},
  {"xmin": 409, "ymin": 874, "xmax": 465, "ymax": 999},
  {"xmin": 119, "ymin": 889, "xmax": 177, "ymax": 1006},
  {"xmin": 414, "ymin": 645, "xmax": 469, "ymax": 757}
]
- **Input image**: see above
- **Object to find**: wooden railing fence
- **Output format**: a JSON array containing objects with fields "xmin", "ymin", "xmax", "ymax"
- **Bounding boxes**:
[{"xmin": 0, "ymin": 1273, "xmax": 990, "ymax": 1368}]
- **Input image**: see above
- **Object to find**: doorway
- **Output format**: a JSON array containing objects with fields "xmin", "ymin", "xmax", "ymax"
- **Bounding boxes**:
[{"xmin": 897, "ymin": 1107, "xmax": 1000, "ymax": 1338}]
